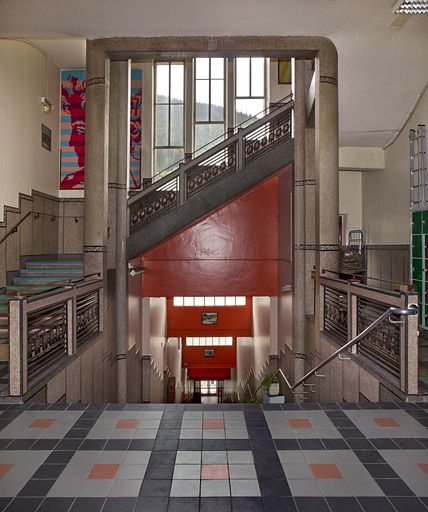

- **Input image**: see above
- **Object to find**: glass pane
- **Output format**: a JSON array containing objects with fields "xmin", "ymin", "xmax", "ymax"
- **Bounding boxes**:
[
  {"xmin": 195, "ymin": 123, "xmax": 224, "ymax": 152},
  {"xmin": 194, "ymin": 337, "xmax": 199, "ymax": 345},
  {"xmin": 196, "ymin": 58, "xmax": 209, "ymax": 79},
  {"xmin": 184, "ymin": 296, "xmax": 193, "ymax": 306},
  {"xmin": 206, "ymin": 337, "xmax": 213, "ymax": 346},
  {"xmin": 194, "ymin": 296, "xmax": 204, "ymax": 306},
  {"xmin": 236, "ymin": 99, "xmax": 265, "ymax": 126},
  {"xmin": 170, "ymin": 104, "xmax": 184, "ymax": 146},
  {"xmin": 215, "ymin": 296, "xmax": 225, "ymax": 306},
  {"xmin": 205, "ymin": 297, "xmax": 215, "ymax": 306},
  {"xmin": 251, "ymin": 58, "xmax": 265, "ymax": 97},
  {"xmin": 155, "ymin": 104, "xmax": 169, "ymax": 146},
  {"xmin": 170, "ymin": 63, "xmax": 184, "ymax": 103},
  {"xmin": 195, "ymin": 80, "xmax": 209, "ymax": 122},
  {"xmin": 225, "ymin": 296, "xmax": 235, "ymax": 306},
  {"xmin": 211, "ymin": 80, "xmax": 224, "ymax": 121},
  {"xmin": 236, "ymin": 296, "xmax": 246, "ymax": 306},
  {"xmin": 211, "ymin": 58, "xmax": 224, "ymax": 79},
  {"xmin": 226, "ymin": 337, "xmax": 233, "ymax": 345},
  {"xmin": 199, "ymin": 338, "xmax": 206, "ymax": 346},
  {"xmin": 154, "ymin": 148, "xmax": 184, "ymax": 173},
  {"xmin": 219, "ymin": 337, "xmax": 225, "ymax": 345},
  {"xmin": 213, "ymin": 337, "xmax": 219, "ymax": 345},
  {"xmin": 186, "ymin": 338, "xmax": 192, "ymax": 346},
  {"xmin": 236, "ymin": 58, "xmax": 250, "ymax": 97},
  {"xmin": 156, "ymin": 63, "xmax": 169, "ymax": 102},
  {"xmin": 173, "ymin": 297, "xmax": 183, "ymax": 306}
]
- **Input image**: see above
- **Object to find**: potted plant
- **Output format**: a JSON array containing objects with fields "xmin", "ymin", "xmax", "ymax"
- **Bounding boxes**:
[{"xmin": 261, "ymin": 372, "xmax": 280, "ymax": 396}]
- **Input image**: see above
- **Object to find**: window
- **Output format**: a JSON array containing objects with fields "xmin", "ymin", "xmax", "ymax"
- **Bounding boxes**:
[
  {"xmin": 194, "ymin": 58, "xmax": 225, "ymax": 152},
  {"xmin": 235, "ymin": 57, "xmax": 266, "ymax": 126},
  {"xmin": 154, "ymin": 61, "xmax": 185, "ymax": 174},
  {"xmin": 186, "ymin": 337, "xmax": 233, "ymax": 346},
  {"xmin": 173, "ymin": 296, "xmax": 246, "ymax": 307}
]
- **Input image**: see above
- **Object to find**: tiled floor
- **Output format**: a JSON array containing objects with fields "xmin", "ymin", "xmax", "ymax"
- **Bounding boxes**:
[{"xmin": 1, "ymin": 402, "xmax": 428, "ymax": 511}]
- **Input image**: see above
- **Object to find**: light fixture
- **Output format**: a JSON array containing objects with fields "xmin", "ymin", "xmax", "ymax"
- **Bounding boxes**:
[
  {"xmin": 393, "ymin": 0, "xmax": 428, "ymax": 14},
  {"xmin": 128, "ymin": 263, "xmax": 145, "ymax": 276},
  {"xmin": 41, "ymin": 96, "xmax": 54, "ymax": 114}
]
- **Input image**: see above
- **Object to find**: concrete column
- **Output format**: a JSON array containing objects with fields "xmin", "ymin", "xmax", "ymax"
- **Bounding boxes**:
[
  {"xmin": 314, "ymin": 49, "xmax": 339, "ymax": 340},
  {"xmin": 84, "ymin": 41, "xmax": 109, "ymax": 277},
  {"xmin": 292, "ymin": 59, "xmax": 307, "ymax": 399},
  {"xmin": 111, "ymin": 60, "xmax": 131, "ymax": 403}
]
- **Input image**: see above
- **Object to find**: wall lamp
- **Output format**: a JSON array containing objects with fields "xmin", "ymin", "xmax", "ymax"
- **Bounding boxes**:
[
  {"xmin": 41, "ymin": 96, "xmax": 54, "ymax": 114},
  {"xmin": 128, "ymin": 263, "xmax": 145, "ymax": 276}
]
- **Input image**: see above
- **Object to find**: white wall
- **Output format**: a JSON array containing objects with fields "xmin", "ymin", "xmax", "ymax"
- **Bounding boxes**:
[
  {"xmin": 252, "ymin": 296, "xmax": 270, "ymax": 380},
  {"xmin": 149, "ymin": 297, "xmax": 167, "ymax": 402},
  {"xmin": 269, "ymin": 59, "xmax": 292, "ymax": 103},
  {"xmin": 339, "ymin": 171, "xmax": 362, "ymax": 244},
  {"xmin": 0, "ymin": 40, "xmax": 60, "ymax": 220},
  {"xmin": 166, "ymin": 337, "xmax": 182, "ymax": 403},
  {"xmin": 362, "ymin": 87, "xmax": 428, "ymax": 245},
  {"xmin": 236, "ymin": 337, "xmax": 253, "ymax": 390}
]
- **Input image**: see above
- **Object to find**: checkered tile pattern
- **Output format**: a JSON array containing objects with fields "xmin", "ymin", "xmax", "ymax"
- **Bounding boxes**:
[{"xmin": 1, "ymin": 402, "xmax": 428, "ymax": 512}]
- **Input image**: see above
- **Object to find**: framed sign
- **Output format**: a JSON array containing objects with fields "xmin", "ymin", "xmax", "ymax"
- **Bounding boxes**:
[
  {"xmin": 278, "ymin": 59, "xmax": 292, "ymax": 84},
  {"xmin": 204, "ymin": 349, "xmax": 215, "ymax": 358},
  {"xmin": 202, "ymin": 312, "xmax": 218, "ymax": 325},
  {"xmin": 41, "ymin": 124, "xmax": 51, "ymax": 151}
]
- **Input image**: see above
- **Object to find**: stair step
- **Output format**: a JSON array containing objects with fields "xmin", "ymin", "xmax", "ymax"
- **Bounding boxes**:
[
  {"xmin": 20, "ymin": 270, "xmax": 83, "ymax": 278},
  {"xmin": 25, "ymin": 261, "xmax": 83, "ymax": 270},
  {"xmin": 13, "ymin": 277, "xmax": 76, "ymax": 286},
  {"xmin": 5, "ymin": 286, "xmax": 56, "ymax": 296}
]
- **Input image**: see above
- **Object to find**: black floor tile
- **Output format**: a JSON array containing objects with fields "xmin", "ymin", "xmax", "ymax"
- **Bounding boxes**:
[
  {"xmin": 159, "ymin": 420, "xmax": 182, "ymax": 429},
  {"xmin": 129, "ymin": 439, "xmax": 155, "ymax": 451},
  {"xmin": 36, "ymin": 497, "xmax": 75, "ymax": 512},
  {"xmin": 357, "ymin": 497, "xmax": 396, "ymax": 512},
  {"xmin": 177, "ymin": 439, "xmax": 202, "ymax": 451},
  {"xmin": 231, "ymin": 497, "xmax": 264, "ymax": 512},
  {"xmin": 263, "ymin": 496, "xmax": 297, "ymax": 512},
  {"xmin": 294, "ymin": 497, "xmax": 330, "ymax": 512},
  {"xmin": 297, "ymin": 439, "xmax": 325, "ymax": 450},
  {"xmin": 339, "ymin": 403, "xmax": 361, "ymax": 410},
  {"xmin": 320, "ymin": 403, "xmax": 341, "ymax": 410},
  {"xmin": 247, "ymin": 429, "xmax": 271, "ymax": 439},
  {"xmin": 78, "ymin": 439, "xmax": 107, "ymax": 450},
  {"xmin": 149, "ymin": 451, "xmax": 176, "ymax": 465},
  {"xmin": 369, "ymin": 439, "xmax": 399, "ymax": 450},
  {"xmin": 326, "ymin": 497, "xmax": 363, "ymax": 512},
  {"xmin": 363, "ymin": 464, "xmax": 399, "ymax": 478},
  {"xmin": 282, "ymin": 403, "xmax": 302, "ymax": 411},
  {"xmin": 153, "ymin": 439, "xmax": 178, "ymax": 451},
  {"xmin": 5, "ymin": 439, "xmax": 37, "ymax": 450},
  {"xmin": 250, "ymin": 439, "xmax": 275, "ymax": 451},
  {"xmin": 225, "ymin": 440, "xmax": 251, "ymax": 450},
  {"xmin": 338, "ymin": 428, "xmax": 366, "ymax": 439},
  {"xmin": 145, "ymin": 464, "xmax": 174, "ymax": 479},
  {"xmin": 0, "ymin": 439, "xmax": 12, "ymax": 449},
  {"xmin": 416, "ymin": 438, "xmax": 428, "ymax": 448},
  {"xmin": 388, "ymin": 497, "xmax": 428, "ymax": 512},
  {"xmin": 253, "ymin": 450, "xmax": 281, "ymax": 465},
  {"xmin": 134, "ymin": 496, "xmax": 168, "ymax": 512},
  {"xmin": 255, "ymin": 461, "xmax": 285, "ymax": 478},
  {"xmin": 325, "ymin": 410, "xmax": 347, "ymax": 419},
  {"xmin": 139, "ymin": 479, "xmax": 172, "ymax": 497},
  {"xmin": 374, "ymin": 478, "xmax": 415, "ymax": 496},
  {"xmin": 258, "ymin": 478, "xmax": 291, "ymax": 496},
  {"xmin": 32, "ymin": 464, "xmax": 66, "ymax": 479},
  {"xmin": 64, "ymin": 429, "xmax": 90, "ymax": 439},
  {"xmin": 377, "ymin": 403, "xmax": 400, "ymax": 410},
  {"xmin": 346, "ymin": 439, "xmax": 374, "ymax": 450},
  {"xmin": 17, "ymin": 479, "xmax": 55, "ymax": 497},
  {"xmin": 330, "ymin": 418, "xmax": 356, "ymax": 428},
  {"xmin": 44, "ymin": 450, "xmax": 75, "ymax": 464},
  {"xmin": 203, "ymin": 440, "xmax": 226, "ymax": 450},
  {"xmin": 393, "ymin": 438, "xmax": 424, "ymax": 449},
  {"xmin": 274, "ymin": 439, "xmax": 300, "ymax": 450},
  {"xmin": 30, "ymin": 439, "xmax": 59, "ymax": 450},
  {"xmin": 358, "ymin": 403, "xmax": 381, "ymax": 410},
  {"xmin": 261, "ymin": 404, "xmax": 282, "ymax": 411},
  {"xmin": 0, "ymin": 499, "xmax": 11, "ymax": 512},
  {"xmin": 156, "ymin": 429, "xmax": 180, "ymax": 440},
  {"xmin": 321, "ymin": 438, "xmax": 350, "ymax": 450},
  {"xmin": 101, "ymin": 497, "xmax": 137, "ymax": 512},
  {"xmin": 354, "ymin": 450, "xmax": 385, "ymax": 463},
  {"xmin": 69, "ymin": 498, "xmax": 105, "ymax": 512},
  {"xmin": 55, "ymin": 439, "xmax": 83, "ymax": 451},
  {"xmin": 67, "ymin": 404, "xmax": 88, "ymax": 411},
  {"xmin": 4, "ymin": 497, "xmax": 43, "ymax": 512},
  {"xmin": 104, "ymin": 439, "xmax": 130, "ymax": 451},
  {"xmin": 300, "ymin": 403, "xmax": 321, "ymax": 410},
  {"xmin": 200, "ymin": 497, "xmax": 231, "ymax": 512},
  {"xmin": 167, "ymin": 497, "xmax": 199, "ymax": 512}
]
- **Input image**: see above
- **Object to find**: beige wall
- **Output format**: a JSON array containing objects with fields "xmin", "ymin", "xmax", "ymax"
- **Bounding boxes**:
[
  {"xmin": 0, "ymin": 40, "xmax": 60, "ymax": 221},
  {"xmin": 269, "ymin": 58, "xmax": 292, "ymax": 104},
  {"xmin": 362, "ymin": 87, "xmax": 428, "ymax": 245},
  {"xmin": 339, "ymin": 171, "xmax": 362, "ymax": 244}
]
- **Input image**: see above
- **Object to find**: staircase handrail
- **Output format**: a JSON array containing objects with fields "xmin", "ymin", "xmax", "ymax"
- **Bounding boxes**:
[
  {"xmin": 24, "ymin": 273, "xmax": 101, "ymax": 303},
  {"xmin": 0, "ymin": 211, "xmax": 32, "ymax": 246},
  {"xmin": 250, "ymin": 304, "xmax": 418, "ymax": 399},
  {"xmin": 128, "ymin": 97, "xmax": 294, "ymax": 207}
]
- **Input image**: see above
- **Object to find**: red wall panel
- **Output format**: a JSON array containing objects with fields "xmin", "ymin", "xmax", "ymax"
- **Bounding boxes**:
[
  {"xmin": 166, "ymin": 298, "xmax": 252, "ymax": 337},
  {"xmin": 139, "ymin": 165, "xmax": 293, "ymax": 297},
  {"xmin": 182, "ymin": 343, "xmax": 237, "ymax": 372}
]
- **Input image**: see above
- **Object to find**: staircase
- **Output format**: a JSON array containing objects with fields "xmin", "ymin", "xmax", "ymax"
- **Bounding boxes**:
[
  {"xmin": 127, "ymin": 97, "xmax": 294, "ymax": 258},
  {"xmin": 0, "ymin": 260, "xmax": 83, "ymax": 386}
]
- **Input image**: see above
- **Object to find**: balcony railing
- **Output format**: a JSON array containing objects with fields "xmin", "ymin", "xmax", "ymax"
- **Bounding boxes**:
[
  {"xmin": 320, "ymin": 273, "xmax": 419, "ymax": 395},
  {"xmin": 8, "ymin": 278, "xmax": 102, "ymax": 397}
]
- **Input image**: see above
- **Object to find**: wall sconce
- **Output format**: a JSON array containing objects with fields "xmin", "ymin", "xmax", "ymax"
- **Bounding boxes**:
[
  {"xmin": 41, "ymin": 96, "xmax": 54, "ymax": 114},
  {"xmin": 128, "ymin": 263, "xmax": 145, "ymax": 276}
]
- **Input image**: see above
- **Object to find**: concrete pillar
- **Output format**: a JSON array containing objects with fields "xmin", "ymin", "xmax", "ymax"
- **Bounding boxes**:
[
  {"xmin": 292, "ymin": 59, "xmax": 307, "ymax": 399},
  {"xmin": 84, "ymin": 41, "xmax": 109, "ymax": 277},
  {"xmin": 111, "ymin": 60, "xmax": 131, "ymax": 403}
]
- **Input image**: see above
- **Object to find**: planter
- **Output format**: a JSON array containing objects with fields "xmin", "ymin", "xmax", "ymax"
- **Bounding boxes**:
[
  {"xmin": 269, "ymin": 382, "xmax": 280, "ymax": 396},
  {"xmin": 262, "ymin": 391, "xmax": 284, "ymax": 404}
]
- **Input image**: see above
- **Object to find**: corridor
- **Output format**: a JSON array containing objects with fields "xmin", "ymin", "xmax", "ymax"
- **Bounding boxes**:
[{"xmin": 1, "ymin": 401, "xmax": 428, "ymax": 512}]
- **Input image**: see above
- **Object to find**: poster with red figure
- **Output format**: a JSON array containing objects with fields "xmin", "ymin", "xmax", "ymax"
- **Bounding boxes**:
[{"xmin": 60, "ymin": 69, "xmax": 142, "ymax": 190}]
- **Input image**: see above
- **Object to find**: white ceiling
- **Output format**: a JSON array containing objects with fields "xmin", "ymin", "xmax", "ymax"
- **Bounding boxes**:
[{"xmin": 1, "ymin": 0, "xmax": 427, "ymax": 147}]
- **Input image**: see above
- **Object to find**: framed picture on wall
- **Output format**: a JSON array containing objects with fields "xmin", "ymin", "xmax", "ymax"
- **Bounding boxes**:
[
  {"xmin": 202, "ymin": 312, "xmax": 218, "ymax": 325},
  {"xmin": 278, "ymin": 59, "xmax": 292, "ymax": 84},
  {"xmin": 204, "ymin": 349, "xmax": 215, "ymax": 357}
]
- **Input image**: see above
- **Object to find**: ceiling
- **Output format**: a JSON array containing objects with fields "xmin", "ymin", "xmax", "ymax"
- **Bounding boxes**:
[{"xmin": 1, "ymin": 0, "xmax": 427, "ymax": 147}]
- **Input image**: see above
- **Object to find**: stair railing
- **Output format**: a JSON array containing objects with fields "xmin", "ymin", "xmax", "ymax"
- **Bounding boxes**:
[
  {"xmin": 250, "ymin": 304, "xmax": 418, "ymax": 400},
  {"xmin": 128, "ymin": 97, "xmax": 294, "ymax": 231}
]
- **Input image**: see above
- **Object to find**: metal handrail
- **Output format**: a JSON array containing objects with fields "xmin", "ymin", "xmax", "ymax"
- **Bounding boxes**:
[
  {"xmin": 0, "ymin": 211, "xmax": 32, "ymax": 246},
  {"xmin": 250, "ymin": 304, "xmax": 418, "ymax": 399},
  {"xmin": 322, "ymin": 268, "xmax": 410, "ymax": 289},
  {"xmin": 128, "ymin": 97, "xmax": 294, "ymax": 207}
]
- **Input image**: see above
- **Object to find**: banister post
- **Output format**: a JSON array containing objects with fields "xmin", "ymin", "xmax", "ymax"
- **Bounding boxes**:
[
  {"xmin": 178, "ymin": 164, "xmax": 186, "ymax": 205},
  {"xmin": 237, "ymin": 128, "xmax": 244, "ymax": 171},
  {"xmin": 67, "ymin": 295, "xmax": 76, "ymax": 356},
  {"xmin": 349, "ymin": 281, "xmax": 359, "ymax": 354},
  {"xmin": 9, "ymin": 297, "xmax": 28, "ymax": 397},
  {"xmin": 402, "ymin": 292, "xmax": 419, "ymax": 394}
]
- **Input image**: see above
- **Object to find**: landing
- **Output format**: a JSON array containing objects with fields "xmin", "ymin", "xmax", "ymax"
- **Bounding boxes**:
[{"xmin": 0, "ymin": 402, "xmax": 428, "ymax": 512}]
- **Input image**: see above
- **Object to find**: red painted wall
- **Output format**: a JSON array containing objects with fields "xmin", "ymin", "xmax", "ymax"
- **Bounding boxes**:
[
  {"xmin": 182, "ymin": 341, "xmax": 236, "ymax": 380},
  {"xmin": 139, "ymin": 165, "xmax": 293, "ymax": 297},
  {"xmin": 166, "ymin": 298, "xmax": 252, "ymax": 337}
]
